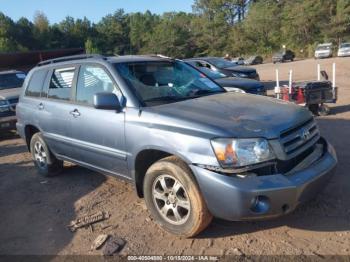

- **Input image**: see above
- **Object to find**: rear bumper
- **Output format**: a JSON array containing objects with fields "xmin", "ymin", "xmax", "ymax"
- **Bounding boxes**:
[
  {"xmin": 0, "ymin": 115, "xmax": 17, "ymax": 131},
  {"xmin": 190, "ymin": 138, "xmax": 337, "ymax": 221}
]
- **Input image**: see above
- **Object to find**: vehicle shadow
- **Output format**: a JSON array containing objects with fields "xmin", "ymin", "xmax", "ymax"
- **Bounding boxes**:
[
  {"xmin": 0, "ymin": 143, "xmax": 28, "ymax": 158},
  {"xmin": 0, "ymin": 131, "xmax": 20, "ymax": 142},
  {"xmin": 198, "ymin": 117, "xmax": 350, "ymax": 239},
  {"xmin": 330, "ymin": 104, "xmax": 350, "ymax": 115},
  {"xmin": 0, "ymin": 159, "xmax": 107, "ymax": 255}
]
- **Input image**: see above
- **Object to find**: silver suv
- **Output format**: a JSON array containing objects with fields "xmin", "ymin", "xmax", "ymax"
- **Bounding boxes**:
[
  {"xmin": 0, "ymin": 70, "xmax": 26, "ymax": 131},
  {"xmin": 16, "ymin": 55, "xmax": 337, "ymax": 237}
]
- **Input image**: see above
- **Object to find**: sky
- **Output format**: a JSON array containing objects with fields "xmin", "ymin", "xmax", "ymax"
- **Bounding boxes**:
[{"xmin": 1, "ymin": 0, "xmax": 194, "ymax": 23}]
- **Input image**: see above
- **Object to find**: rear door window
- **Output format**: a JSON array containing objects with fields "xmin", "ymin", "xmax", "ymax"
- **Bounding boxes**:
[{"xmin": 48, "ymin": 67, "xmax": 76, "ymax": 101}]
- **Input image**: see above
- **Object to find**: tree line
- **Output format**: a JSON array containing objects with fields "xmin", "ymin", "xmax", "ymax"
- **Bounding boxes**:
[{"xmin": 0, "ymin": 0, "xmax": 349, "ymax": 58}]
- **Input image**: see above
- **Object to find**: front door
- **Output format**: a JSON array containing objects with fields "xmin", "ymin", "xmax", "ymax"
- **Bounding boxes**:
[{"xmin": 68, "ymin": 64, "xmax": 128, "ymax": 177}]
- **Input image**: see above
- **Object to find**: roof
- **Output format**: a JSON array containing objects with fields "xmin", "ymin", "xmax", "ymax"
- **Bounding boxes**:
[
  {"xmin": 107, "ymin": 55, "xmax": 173, "ymax": 63},
  {"xmin": 318, "ymin": 43, "xmax": 333, "ymax": 46},
  {"xmin": 35, "ymin": 54, "xmax": 174, "ymax": 68},
  {"xmin": 184, "ymin": 57, "xmax": 217, "ymax": 61}
]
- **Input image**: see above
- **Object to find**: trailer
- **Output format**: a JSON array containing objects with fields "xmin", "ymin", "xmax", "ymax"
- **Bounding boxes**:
[{"xmin": 274, "ymin": 63, "xmax": 337, "ymax": 116}]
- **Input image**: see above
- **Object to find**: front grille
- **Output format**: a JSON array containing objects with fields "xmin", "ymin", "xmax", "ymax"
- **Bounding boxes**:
[
  {"xmin": 0, "ymin": 110, "xmax": 15, "ymax": 117},
  {"xmin": 8, "ymin": 98, "xmax": 19, "ymax": 105},
  {"xmin": 276, "ymin": 145, "xmax": 315, "ymax": 174},
  {"xmin": 280, "ymin": 118, "xmax": 320, "ymax": 156}
]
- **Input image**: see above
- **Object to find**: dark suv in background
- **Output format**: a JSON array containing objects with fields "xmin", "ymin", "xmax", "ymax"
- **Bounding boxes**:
[
  {"xmin": 272, "ymin": 50, "xmax": 295, "ymax": 63},
  {"xmin": 0, "ymin": 70, "xmax": 26, "ymax": 131},
  {"xmin": 17, "ymin": 55, "xmax": 337, "ymax": 237}
]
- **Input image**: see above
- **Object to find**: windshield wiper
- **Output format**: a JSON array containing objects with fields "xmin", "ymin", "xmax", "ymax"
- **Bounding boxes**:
[
  {"xmin": 189, "ymin": 89, "xmax": 224, "ymax": 97},
  {"xmin": 144, "ymin": 96, "xmax": 188, "ymax": 103}
]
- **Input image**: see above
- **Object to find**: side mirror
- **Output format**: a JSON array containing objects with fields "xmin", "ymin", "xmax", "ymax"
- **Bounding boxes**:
[{"xmin": 93, "ymin": 92, "xmax": 122, "ymax": 111}]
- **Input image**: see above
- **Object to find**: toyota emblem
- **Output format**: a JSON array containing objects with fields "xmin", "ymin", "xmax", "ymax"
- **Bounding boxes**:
[{"xmin": 301, "ymin": 128, "xmax": 311, "ymax": 141}]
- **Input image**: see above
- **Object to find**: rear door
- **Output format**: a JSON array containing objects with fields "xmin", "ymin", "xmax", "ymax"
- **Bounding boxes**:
[
  {"xmin": 39, "ymin": 66, "xmax": 78, "ymax": 158},
  {"xmin": 68, "ymin": 63, "xmax": 128, "ymax": 177}
]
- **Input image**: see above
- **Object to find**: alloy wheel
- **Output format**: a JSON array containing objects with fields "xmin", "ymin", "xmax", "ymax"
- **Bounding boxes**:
[{"xmin": 152, "ymin": 175, "xmax": 191, "ymax": 225}]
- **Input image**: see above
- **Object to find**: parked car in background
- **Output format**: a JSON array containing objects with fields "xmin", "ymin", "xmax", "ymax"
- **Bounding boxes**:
[
  {"xmin": 272, "ymin": 50, "xmax": 295, "ymax": 63},
  {"xmin": 232, "ymin": 57, "xmax": 245, "ymax": 65},
  {"xmin": 0, "ymin": 70, "xmax": 26, "ymax": 131},
  {"xmin": 245, "ymin": 55, "xmax": 263, "ymax": 65},
  {"xmin": 186, "ymin": 61, "xmax": 266, "ymax": 95},
  {"xmin": 315, "ymin": 43, "xmax": 333, "ymax": 59},
  {"xmin": 185, "ymin": 57, "xmax": 260, "ymax": 80},
  {"xmin": 337, "ymin": 43, "xmax": 350, "ymax": 57}
]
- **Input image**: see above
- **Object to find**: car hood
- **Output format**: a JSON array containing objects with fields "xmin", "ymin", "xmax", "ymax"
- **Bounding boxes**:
[
  {"xmin": 148, "ymin": 92, "xmax": 312, "ymax": 139},
  {"xmin": 215, "ymin": 77, "xmax": 264, "ymax": 90},
  {"xmin": 0, "ymin": 87, "xmax": 21, "ymax": 100},
  {"xmin": 339, "ymin": 47, "xmax": 350, "ymax": 52},
  {"xmin": 223, "ymin": 66, "xmax": 256, "ymax": 73}
]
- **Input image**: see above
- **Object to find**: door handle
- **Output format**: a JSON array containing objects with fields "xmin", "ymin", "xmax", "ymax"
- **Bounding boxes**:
[
  {"xmin": 38, "ymin": 103, "xmax": 44, "ymax": 110},
  {"xmin": 70, "ymin": 109, "xmax": 81, "ymax": 118}
]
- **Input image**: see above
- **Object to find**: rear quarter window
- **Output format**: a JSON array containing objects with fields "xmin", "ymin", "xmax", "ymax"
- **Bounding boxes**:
[{"xmin": 25, "ymin": 69, "xmax": 48, "ymax": 97}]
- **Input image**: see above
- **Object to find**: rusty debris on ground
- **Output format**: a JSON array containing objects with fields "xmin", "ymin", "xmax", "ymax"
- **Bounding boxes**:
[{"xmin": 68, "ymin": 211, "xmax": 110, "ymax": 232}]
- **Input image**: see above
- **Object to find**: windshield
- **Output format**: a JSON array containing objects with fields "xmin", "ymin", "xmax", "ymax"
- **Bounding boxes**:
[
  {"xmin": 196, "ymin": 67, "xmax": 227, "ymax": 79},
  {"xmin": 0, "ymin": 73, "xmax": 26, "ymax": 90},
  {"xmin": 115, "ymin": 61, "xmax": 225, "ymax": 106},
  {"xmin": 317, "ymin": 45, "xmax": 331, "ymax": 51},
  {"xmin": 340, "ymin": 43, "xmax": 350, "ymax": 48},
  {"xmin": 274, "ymin": 51, "xmax": 284, "ymax": 56},
  {"xmin": 205, "ymin": 58, "xmax": 237, "ymax": 69}
]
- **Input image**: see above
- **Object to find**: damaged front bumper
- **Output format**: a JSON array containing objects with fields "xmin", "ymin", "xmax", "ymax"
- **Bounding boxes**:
[{"xmin": 190, "ymin": 137, "xmax": 337, "ymax": 221}]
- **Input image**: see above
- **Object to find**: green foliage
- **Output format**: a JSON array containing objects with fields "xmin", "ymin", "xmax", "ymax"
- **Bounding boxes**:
[
  {"xmin": 85, "ymin": 38, "xmax": 100, "ymax": 54},
  {"xmin": 141, "ymin": 12, "xmax": 196, "ymax": 58},
  {"xmin": 0, "ymin": 1, "xmax": 349, "ymax": 58}
]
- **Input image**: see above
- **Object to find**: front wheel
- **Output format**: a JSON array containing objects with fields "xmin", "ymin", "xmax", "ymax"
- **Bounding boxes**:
[
  {"xmin": 143, "ymin": 156, "xmax": 213, "ymax": 237},
  {"xmin": 30, "ymin": 132, "xmax": 63, "ymax": 177}
]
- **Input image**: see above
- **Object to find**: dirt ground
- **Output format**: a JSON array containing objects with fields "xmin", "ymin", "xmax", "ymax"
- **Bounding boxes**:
[{"xmin": 0, "ymin": 57, "xmax": 350, "ymax": 257}]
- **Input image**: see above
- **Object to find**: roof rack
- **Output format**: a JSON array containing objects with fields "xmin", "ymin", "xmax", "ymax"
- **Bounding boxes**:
[{"xmin": 37, "ymin": 54, "xmax": 106, "ymax": 67}]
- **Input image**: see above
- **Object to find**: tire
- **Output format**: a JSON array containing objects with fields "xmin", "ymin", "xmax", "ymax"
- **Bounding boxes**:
[
  {"xmin": 30, "ymin": 132, "xmax": 63, "ymax": 177},
  {"xmin": 308, "ymin": 104, "xmax": 319, "ymax": 116},
  {"xmin": 143, "ymin": 156, "xmax": 213, "ymax": 237},
  {"xmin": 318, "ymin": 104, "xmax": 330, "ymax": 116}
]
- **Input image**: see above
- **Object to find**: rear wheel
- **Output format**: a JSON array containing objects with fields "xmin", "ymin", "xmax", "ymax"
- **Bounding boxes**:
[
  {"xmin": 308, "ymin": 104, "xmax": 320, "ymax": 116},
  {"xmin": 143, "ymin": 156, "xmax": 213, "ymax": 237},
  {"xmin": 30, "ymin": 132, "xmax": 63, "ymax": 177}
]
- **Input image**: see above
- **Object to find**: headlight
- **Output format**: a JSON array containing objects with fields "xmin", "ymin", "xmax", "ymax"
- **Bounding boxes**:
[
  {"xmin": 211, "ymin": 138, "xmax": 275, "ymax": 168},
  {"xmin": 0, "ymin": 100, "xmax": 9, "ymax": 112},
  {"xmin": 224, "ymin": 87, "xmax": 246, "ymax": 93},
  {"xmin": 232, "ymin": 72, "xmax": 248, "ymax": 78}
]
